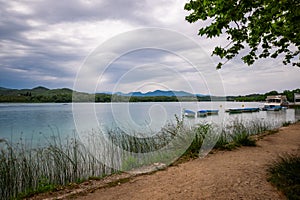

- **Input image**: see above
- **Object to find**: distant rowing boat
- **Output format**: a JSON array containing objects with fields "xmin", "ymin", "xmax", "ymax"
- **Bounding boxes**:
[
  {"xmin": 225, "ymin": 107, "xmax": 260, "ymax": 114},
  {"xmin": 184, "ymin": 109, "xmax": 196, "ymax": 118},
  {"xmin": 205, "ymin": 110, "xmax": 219, "ymax": 115},
  {"xmin": 226, "ymin": 108, "xmax": 243, "ymax": 114},
  {"xmin": 197, "ymin": 110, "xmax": 207, "ymax": 117},
  {"xmin": 197, "ymin": 110, "xmax": 219, "ymax": 117},
  {"xmin": 240, "ymin": 107, "xmax": 260, "ymax": 113}
]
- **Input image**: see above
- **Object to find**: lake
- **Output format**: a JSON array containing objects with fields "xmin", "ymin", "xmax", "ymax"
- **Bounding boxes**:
[{"xmin": 0, "ymin": 102, "xmax": 298, "ymax": 144}]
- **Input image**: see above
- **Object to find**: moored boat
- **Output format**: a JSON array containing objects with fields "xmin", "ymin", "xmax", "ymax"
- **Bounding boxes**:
[
  {"xmin": 226, "ymin": 108, "xmax": 243, "ymax": 114},
  {"xmin": 262, "ymin": 105, "xmax": 282, "ymax": 111},
  {"xmin": 197, "ymin": 110, "xmax": 207, "ymax": 117},
  {"xmin": 226, "ymin": 107, "xmax": 260, "ymax": 114},
  {"xmin": 263, "ymin": 95, "xmax": 288, "ymax": 111},
  {"xmin": 241, "ymin": 107, "xmax": 260, "ymax": 113},
  {"xmin": 197, "ymin": 109, "xmax": 219, "ymax": 117},
  {"xmin": 184, "ymin": 109, "xmax": 196, "ymax": 118},
  {"xmin": 206, "ymin": 110, "xmax": 219, "ymax": 115}
]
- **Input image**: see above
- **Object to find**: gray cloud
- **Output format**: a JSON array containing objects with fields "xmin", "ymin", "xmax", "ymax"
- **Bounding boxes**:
[
  {"xmin": 0, "ymin": 0, "xmax": 163, "ymax": 89},
  {"xmin": 0, "ymin": 0, "xmax": 299, "ymax": 95}
]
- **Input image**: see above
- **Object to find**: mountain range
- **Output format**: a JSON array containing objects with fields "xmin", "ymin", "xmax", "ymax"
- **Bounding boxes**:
[
  {"xmin": 0, "ymin": 86, "xmax": 203, "ymax": 97},
  {"xmin": 114, "ymin": 90, "xmax": 202, "ymax": 97},
  {"xmin": 0, "ymin": 86, "xmax": 206, "ymax": 103}
]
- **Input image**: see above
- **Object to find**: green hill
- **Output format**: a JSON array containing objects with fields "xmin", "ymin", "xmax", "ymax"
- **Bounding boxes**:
[{"xmin": 0, "ymin": 87, "xmax": 73, "ymax": 103}]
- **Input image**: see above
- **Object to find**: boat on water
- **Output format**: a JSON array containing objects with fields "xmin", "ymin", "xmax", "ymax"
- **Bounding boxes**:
[
  {"xmin": 226, "ymin": 107, "xmax": 260, "ymax": 114},
  {"xmin": 197, "ymin": 109, "xmax": 219, "ymax": 117},
  {"xmin": 262, "ymin": 105, "xmax": 282, "ymax": 111},
  {"xmin": 184, "ymin": 109, "xmax": 196, "ymax": 118},
  {"xmin": 205, "ymin": 110, "xmax": 219, "ymax": 115},
  {"xmin": 197, "ymin": 110, "xmax": 207, "ymax": 117},
  {"xmin": 288, "ymin": 93, "xmax": 300, "ymax": 108},
  {"xmin": 295, "ymin": 93, "xmax": 300, "ymax": 106},
  {"xmin": 262, "ymin": 95, "xmax": 288, "ymax": 111},
  {"xmin": 226, "ymin": 108, "xmax": 243, "ymax": 114},
  {"xmin": 240, "ymin": 107, "xmax": 260, "ymax": 113}
]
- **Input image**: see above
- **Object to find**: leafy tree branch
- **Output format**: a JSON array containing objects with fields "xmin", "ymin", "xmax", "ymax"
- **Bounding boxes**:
[{"xmin": 185, "ymin": 0, "xmax": 300, "ymax": 68}]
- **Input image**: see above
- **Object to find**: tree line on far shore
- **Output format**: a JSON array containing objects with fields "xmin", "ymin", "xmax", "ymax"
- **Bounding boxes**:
[
  {"xmin": 0, "ymin": 86, "xmax": 299, "ymax": 103},
  {"xmin": 229, "ymin": 89, "xmax": 300, "ymax": 103}
]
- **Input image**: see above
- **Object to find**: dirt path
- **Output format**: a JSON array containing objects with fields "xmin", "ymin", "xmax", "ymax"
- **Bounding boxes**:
[{"xmin": 72, "ymin": 122, "xmax": 300, "ymax": 200}]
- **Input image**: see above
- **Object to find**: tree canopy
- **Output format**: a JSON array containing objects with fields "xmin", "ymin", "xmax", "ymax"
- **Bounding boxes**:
[{"xmin": 185, "ymin": 0, "xmax": 300, "ymax": 68}]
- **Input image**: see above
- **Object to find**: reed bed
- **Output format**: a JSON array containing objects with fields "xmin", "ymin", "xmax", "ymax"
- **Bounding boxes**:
[
  {"xmin": 213, "ymin": 118, "xmax": 273, "ymax": 150},
  {"xmin": 0, "ymin": 135, "xmax": 111, "ymax": 199},
  {"xmin": 0, "ymin": 117, "xmax": 280, "ymax": 199}
]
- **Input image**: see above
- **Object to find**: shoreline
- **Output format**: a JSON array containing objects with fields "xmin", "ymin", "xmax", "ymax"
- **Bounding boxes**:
[{"xmin": 31, "ymin": 121, "xmax": 300, "ymax": 200}]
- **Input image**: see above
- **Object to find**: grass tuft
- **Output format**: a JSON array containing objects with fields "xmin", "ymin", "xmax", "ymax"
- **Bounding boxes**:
[
  {"xmin": 267, "ymin": 154, "xmax": 300, "ymax": 200},
  {"xmin": 231, "ymin": 131, "xmax": 256, "ymax": 147},
  {"xmin": 282, "ymin": 121, "xmax": 292, "ymax": 127}
]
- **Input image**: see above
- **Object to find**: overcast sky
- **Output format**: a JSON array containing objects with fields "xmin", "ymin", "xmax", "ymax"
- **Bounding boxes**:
[{"xmin": 0, "ymin": 0, "xmax": 299, "ymax": 96}]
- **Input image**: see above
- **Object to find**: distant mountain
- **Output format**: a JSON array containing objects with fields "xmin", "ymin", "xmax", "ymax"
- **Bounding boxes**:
[
  {"xmin": 195, "ymin": 93, "xmax": 207, "ymax": 97},
  {"xmin": 0, "ymin": 87, "xmax": 9, "ymax": 91},
  {"xmin": 31, "ymin": 86, "xmax": 50, "ymax": 92},
  {"xmin": 0, "ymin": 86, "xmax": 89, "ymax": 103},
  {"xmin": 0, "ymin": 86, "xmax": 72, "ymax": 96},
  {"xmin": 114, "ymin": 90, "xmax": 196, "ymax": 97},
  {"xmin": 0, "ymin": 86, "xmax": 77, "ymax": 97}
]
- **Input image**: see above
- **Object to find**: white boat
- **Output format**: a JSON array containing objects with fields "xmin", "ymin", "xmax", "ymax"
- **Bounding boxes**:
[
  {"xmin": 263, "ymin": 95, "xmax": 288, "ymax": 111},
  {"xmin": 197, "ymin": 110, "xmax": 207, "ymax": 117},
  {"xmin": 295, "ymin": 93, "xmax": 300, "ymax": 106},
  {"xmin": 197, "ymin": 109, "xmax": 219, "ymax": 117},
  {"xmin": 263, "ymin": 105, "xmax": 282, "ymax": 111},
  {"xmin": 184, "ymin": 109, "xmax": 195, "ymax": 118}
]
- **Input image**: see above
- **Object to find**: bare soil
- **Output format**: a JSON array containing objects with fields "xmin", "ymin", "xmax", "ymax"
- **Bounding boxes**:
[{"xmin": 36, "ymin": 122, "xmax": 300, "ymax": 200}]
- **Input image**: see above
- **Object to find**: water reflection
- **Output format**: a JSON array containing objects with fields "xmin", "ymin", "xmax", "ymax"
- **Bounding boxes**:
[
  {"xmin": 0, "ymin": 102, "xmax": 298, "ymax": 144},
  {"xmin": 295, "ymin": 108, "xmax": 300, "ymax": 121}
]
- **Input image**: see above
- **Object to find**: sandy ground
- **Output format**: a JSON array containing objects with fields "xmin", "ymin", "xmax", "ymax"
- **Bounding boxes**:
[{"xmin": 72, "ymin": 122, "xmax": 300, "ymax": 200}]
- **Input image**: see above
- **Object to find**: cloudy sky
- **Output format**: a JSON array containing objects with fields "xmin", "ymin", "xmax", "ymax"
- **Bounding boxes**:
[{"xmin": 1, "ymin": 0, "xmax": 299, "ymax": 96}]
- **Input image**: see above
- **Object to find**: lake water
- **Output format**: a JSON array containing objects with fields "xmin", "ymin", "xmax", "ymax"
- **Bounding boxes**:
[{"xmin": 0, "ymin": 102, "xmax": 299, "ymax": 144}]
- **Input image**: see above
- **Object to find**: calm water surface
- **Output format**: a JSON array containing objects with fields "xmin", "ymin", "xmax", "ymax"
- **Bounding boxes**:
[{"xmin": 0, "ymin": 102, "xmax": 298, "ymax": 143}]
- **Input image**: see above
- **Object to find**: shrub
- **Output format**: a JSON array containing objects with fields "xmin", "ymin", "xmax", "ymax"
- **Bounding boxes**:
[{"xmin": 267, "ymin": 154, "xmax": 300, "ymax": 200}]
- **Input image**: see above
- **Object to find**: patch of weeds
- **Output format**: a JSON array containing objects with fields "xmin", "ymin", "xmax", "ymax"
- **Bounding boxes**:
[
  {"xmin": 282, "ymin": 121, "xmax": 292, "ymax": 127},
  {"xmin": 267, "ymin": 129, "xmax": 279, "ymax": 135},
  {"xmin": 214, "ymin": 131, "xmax": 230, "ymax": 150},
  {"xmin": 267, "ymin": 154, "xmax": 300, "ymax": 200},
  {"xmin": 17, "ymin": 177, "xmax": 58, "ymax": 199},
  {"xmin": 106, "ymin": 177, "xmax": 131, "ymax": 187},
  {"xmin": 222, "ymin": 142, "xmax": 237, "ymax": 151},
  {"xmin": 231, "ymin": 131, "xmax": 256, "ymax": 147}
]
